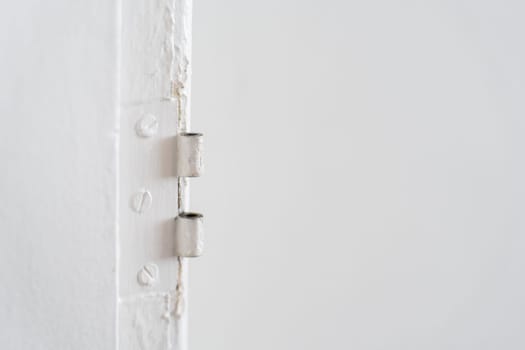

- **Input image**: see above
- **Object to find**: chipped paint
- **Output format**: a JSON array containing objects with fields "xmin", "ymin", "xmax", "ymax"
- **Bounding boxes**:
[
  {"xmin": 119, "ymin": 293, "xmax": 173, "ymax": 350},
  {"xmin": 171, "ymin": 1, "xmax": 192, "ymax": 133}
]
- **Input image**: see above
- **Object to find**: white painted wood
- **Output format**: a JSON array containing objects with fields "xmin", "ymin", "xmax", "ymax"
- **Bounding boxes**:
[
  {"xmin": 0, "ymin": 1, "xmax": 193, "ymax": 348},
  {"xmin": 118, "ymin": 1, "xmax": 193, "ymax": 349},
  {"xmin": 0, "ymin": 1, "xmax": 118, "ymax": 349}
]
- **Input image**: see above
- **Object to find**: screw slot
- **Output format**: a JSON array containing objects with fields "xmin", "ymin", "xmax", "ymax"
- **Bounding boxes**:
[
  {"xmin": 137, "ymin": 263, "xmax": 159, "ymax": 286},
  {"xmin": 130, "ymin": 190, "xmax": 152, "ymax": 214},
  {"xmin": 135, "ymin": 114, "xmax": 159, "ymax": 138}
]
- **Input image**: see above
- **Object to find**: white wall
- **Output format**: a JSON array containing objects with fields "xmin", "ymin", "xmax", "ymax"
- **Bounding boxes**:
[
  {"xmin": 0, "ymin": 1, "xmax": 118, "ymax": 349},
  {"xmin": 191, "ymin": 1, "xmax": 525, "ymax": 349}
]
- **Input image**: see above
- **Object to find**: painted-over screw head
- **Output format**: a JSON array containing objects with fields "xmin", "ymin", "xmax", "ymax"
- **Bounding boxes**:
[
  {"xmin": 130, "ymin": 189, "xmax": 152, "ymax": 214},
  {"xmin": 135, "ymin": 114, "xmax": 159, "ymax": 138},
  {"xmin": 137, "ymin": 263, "xmax": 159, "ymax": 286}
]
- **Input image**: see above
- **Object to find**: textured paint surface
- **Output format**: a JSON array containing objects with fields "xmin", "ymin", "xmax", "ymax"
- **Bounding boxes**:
[
  {"xmin": 119, "ymin": 293, "xmax": 173, "ymax": 350},
  {"xmin": 0, "ymin": 0, "xmax": 118, "ymax": 348},
  {"xmin": 119, "ymin": 0, "xmax": 192, "ymax": 349}
]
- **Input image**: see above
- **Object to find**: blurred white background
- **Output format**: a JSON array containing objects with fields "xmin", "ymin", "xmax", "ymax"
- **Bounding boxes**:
[{"xmin": 190, "ymin": 1, "xmax": 525, "ymax": 349}]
